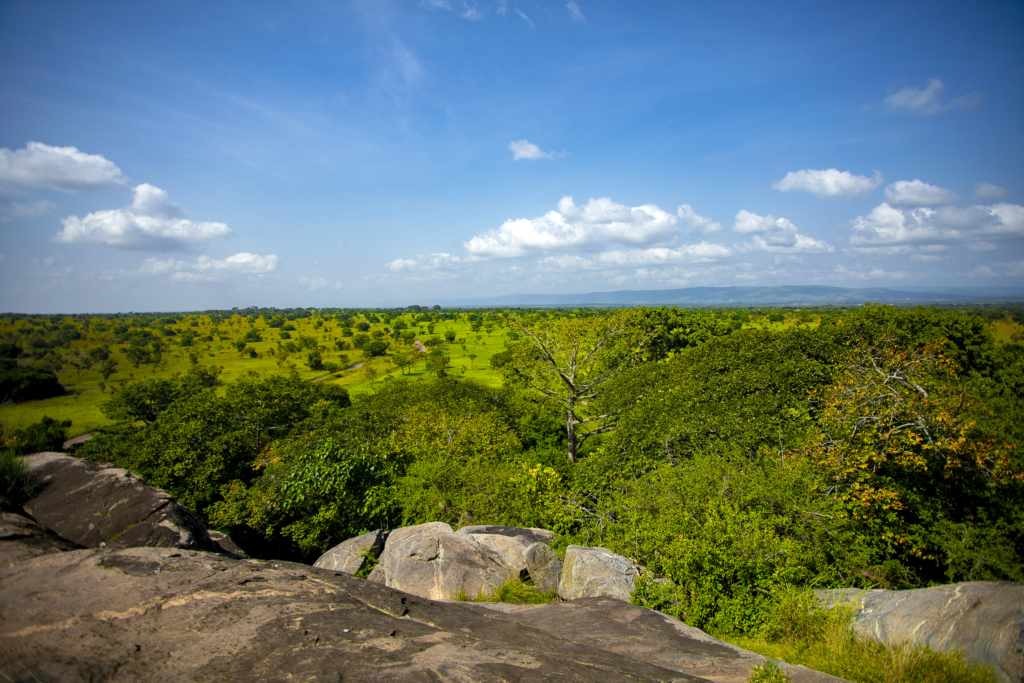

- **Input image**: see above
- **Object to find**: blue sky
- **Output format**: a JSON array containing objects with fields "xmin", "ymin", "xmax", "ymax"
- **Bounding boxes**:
[{"xmin": 1, "ymin": 0, "xmax": 1022, "ymax": 312}]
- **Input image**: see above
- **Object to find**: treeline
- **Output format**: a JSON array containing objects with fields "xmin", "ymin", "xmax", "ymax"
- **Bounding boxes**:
[{"xmin": 6, "ymin": 304, "xmax": 1023, "ymax": 638}]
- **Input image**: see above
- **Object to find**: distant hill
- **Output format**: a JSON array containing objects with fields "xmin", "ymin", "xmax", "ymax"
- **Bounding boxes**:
[{"xmin": 440, "ymin": 285, "xmax": 1024, "ymax": 308}]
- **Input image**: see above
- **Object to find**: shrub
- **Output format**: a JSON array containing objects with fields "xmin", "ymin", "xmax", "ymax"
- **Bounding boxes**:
[
  {"xmin": 0, "ymin": 449, "xmax": 39, "ymax": 503},
  {"xmin": 0, "ymin": 366, "xmax": 64, "ymax": 403}
]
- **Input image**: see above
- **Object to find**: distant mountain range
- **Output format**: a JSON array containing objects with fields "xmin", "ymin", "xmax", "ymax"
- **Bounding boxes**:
[{"xmin": 438, "ymin": 285, "xmax": 1024, "ymax": 308}]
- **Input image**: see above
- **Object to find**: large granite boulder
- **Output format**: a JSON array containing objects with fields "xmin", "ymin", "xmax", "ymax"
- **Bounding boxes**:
[
  {"xmin": 817, "ymin": 582, "xmax": 1024, "ymax": 683},
  {"xmin": 0, "ymin": 506, "xmax": 849, "ymax": 682},
  {"xmin": 456, "ymin": 524, "xmax": 556, "ymax": 545},
  {"xmin": 524, "ymin": 541, "xmax": 563, "ymax": 593},
  {"xmin": 314, "ymin": 529, "xmax": 387, "ymax": 574},
  {"xmin": 367, "ymin": 522, "xmax": 516, "ymax": 600},
  {"xmin": 463, "ymin": 532, "xmax": 534, "ymax": 578},
  {"xmin": 559, "ymin": 544, "xmax": 642, "ymax": 602},
  {"xmin": 20, "ymin": 452, "xmax": 217, "ymax": 552},
  {"xmin": 0, "ymin": 496, "xmax": 83, "ymax": 570}
]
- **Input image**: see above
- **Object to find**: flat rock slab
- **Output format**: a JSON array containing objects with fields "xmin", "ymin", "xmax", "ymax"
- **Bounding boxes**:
[
  {"xmin": 816, "ymin": 582, "xmax": 1024, "ymax": 683},
  {"xmin": 22, "ymin": 452, "xmax": 216, "ymax": 552},
  {"xmin": 459, "ymin": 600, "xmax": 850, "ymax": 683},
  {"xmin": 456, "ymin": 525, "xmax": 556, "ymax": 545},
  {"xmin": 1, "ymin": 544, "xmax": 724, "ymax": 682}
]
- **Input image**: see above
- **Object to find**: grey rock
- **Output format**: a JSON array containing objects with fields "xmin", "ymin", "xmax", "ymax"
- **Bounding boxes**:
[
  {"xmin": 21, "ymin": 452, "xmax": 217, "ymax": 552},
  {"xmin": 207, "ymin": 530, "xmax": 248, "ymax": 559},
  {"xmin": 0, "ymin": 497, "xmax": 83, "ymax": 570},
  {"xmin": 313, "ymin": 529, "xmax": 386, "ymax": 574},
  {"xmin": 371, "ymin": 521, "xmax": 514, "ymax": 600},
  {"xmin": 465, "ymin": 532, "xmax": 533, "ymax": 578},
  {"xmin": 456, "ymin": 524, "xmax": 555, "ymax": 545},
  {"xmin": 524, "ymin": 541, "xmax": 562, "ymax": 594},
  {"xmin": 558, "ymin": 544, "xmax": 641, "ymax": 602},
  {"xmin": 469, "ymin": 599, "xmax": 850, "ymax": 683},
  {"xmin": 816, "ymin": 582, "xmax": 1024, "ymax": 683}
]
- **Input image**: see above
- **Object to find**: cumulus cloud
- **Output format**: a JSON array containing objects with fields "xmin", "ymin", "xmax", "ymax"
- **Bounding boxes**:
[
  {"xmin": 885, "ymin": 79, "xmax": 984, "ymax": 116},
  {"xmin": 677, "ymin": 204, "xmax": 722, "ymax": 235},
  {"xmin": 566, "ymin": 1, "xmax": 585, "ymax": 21},
  {"xmin": 139, "ymin": 252, "xmax": 278, "ymax": 282},
  {"xmin": 53, "ymin": 184, "xmax": 232, "ymax": 252},
  {"xmin": 0, "ymin": 142, "xmax": 126, "ymax": 193},
  {"xmin": 974, "ymin": 182, "xmax": 1008, "ymax": 201},
  {"xmin": 732, "ymin": 210, "xmax": 834, "ymax": 253},
  {"xmin": 0, "ymin": 199, "xmax": 56, "ymax": 222},
  {"xmin": 884, "ymin": 179, "xmax": 959, "ymax": 207},
  {"xmin": 772, "ymin": 168, "xmax": 882, "ymax": 199},
  {"xmin": 509, "ymin": 139, "xmax": 560, "ymax": 161},
  {"xmin": 465, "ymin": 196, "xmax": 678, "ymax": 257},
  {"xmin": 849, "ymin": 202, "xmax": 1024, "ymax": 247}
]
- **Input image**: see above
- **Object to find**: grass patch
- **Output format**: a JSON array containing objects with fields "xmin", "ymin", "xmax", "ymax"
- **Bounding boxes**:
[
  {"xmin": 0, "ymin": 450, "xmax": 39, "ymax": 503},
  {"xmin": 455, "ymin": 578, "xmax": 558, "ymax": 605},
  {"xmin": 718, "ymin": 592, "xmax": 998, "ymax": 683}
]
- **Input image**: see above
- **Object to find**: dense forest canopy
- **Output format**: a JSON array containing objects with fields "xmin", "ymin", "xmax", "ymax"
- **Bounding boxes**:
[{"xmin": 2, "ymin": 303, "xmax": 1022, "ymax": 638}]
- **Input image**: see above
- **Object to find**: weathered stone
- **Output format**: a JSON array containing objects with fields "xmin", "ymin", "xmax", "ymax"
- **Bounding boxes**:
[
  {"xmin": 524, "ymin": 541, "xmax": 563, "ymax": 594},
  {"xmin": 469, "ymin": 599, "xmax": 849, "ymax": 683},
  {"xmin": 370, "ymin": 521, "xmax": 514, "ymax": 600},
  {"xmin": 816, "ymin": 582, "xmax": 1024, "ymax": 683},
  {"xmin": 456, "ymin": 524, "xmax": 556, "ymax": 545},
  {"xmin": 21, "ymin": 452, "xmax": 217, "ymax": 552},
  {"xmin": 0, "ymin": 497, "xmax": 83, "ymax": 570},
  {"xmin": 558, "ymin": 544, "xmax": 641, "ymax": 602},
  {"xmin": 465, "ymin": 532, "xmax": 533, "ymax": 578},
  {"xmin": 207, "ymin": 530, "xmax": 248, "ymax": 559},
  {"xmin": 313, "ymin": 529, "xmax": 386, "ymax": 574}
]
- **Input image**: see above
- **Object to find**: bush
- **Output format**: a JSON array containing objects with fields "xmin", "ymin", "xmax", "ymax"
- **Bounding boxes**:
[
  {"xmin": 0, "ymin": 366, "xmax": 64, "ymax": 403},
  {"xmin": 2, "ymin": 416, "xmax": 72, "ymax": 455},
  {"xmin": 0, "ymin": 449, "xmax": 39, "ymax": 503}
]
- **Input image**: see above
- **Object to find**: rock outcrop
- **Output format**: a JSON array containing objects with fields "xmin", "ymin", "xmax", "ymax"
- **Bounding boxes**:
[
  {"xmin": 817, "ymin": 583, "xmax": 1024, "ymax": 683},
  {"xmin": 456, "ymin": 524, "xmax": 556, "ymax": 545},
  {"xmin": 559, "ymin": 544, "xmax": 642, "ymax": 602},
  {"xmin": 20, "ymin": 452, "xmax": 218, "ymax": 552},
  {"xmin": 0, "ymin": 504, "xmax": 848, "ymax": 682},
  {"xmin": 314, "ymin": 528, "xmax": 386, "ymax": 573},
  {"xmin": 367, "ymin": 522, "xmax": 516, "ymax": 600}
]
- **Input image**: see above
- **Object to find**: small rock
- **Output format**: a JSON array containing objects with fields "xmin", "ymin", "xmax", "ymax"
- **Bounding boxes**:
[
  {"xmin": 313, "ymin": 529, "xmax": 386, "ymax": 574},
  {"xmin": 558, "ymin": 545, "xmax": 641, "ymax": 602},
  {"xmin": 524, "ymin": 542, "xmax": 562, "ymax": 594}
]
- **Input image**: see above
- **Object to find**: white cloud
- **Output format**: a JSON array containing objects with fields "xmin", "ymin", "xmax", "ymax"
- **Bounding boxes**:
[
  {"xmin": 0, "ymin": 199, "xmax": 56, "ymax": 222},
  {"xmin": 508, "ymin": 139, "xmax": 560, "ymax": 161},
  {"xmin": 516, "ymin": 9, "xmax": 534, "ymax": 27},
  {"xmin": 596, "ymin": 243, "xmax": 733, "ymax": 266},
  {"xmin": 973, "ymin": 182, "xmax": 1008, "ymax": 201},
  {"xmin": 884, "ymin": 179, "xmax": 959, "ymax": 207},
  {"xmin": 885, "ymin": 79, "xmax": 984, "ymax": 116},
  {"xmin": 465, "ymin": 196, "xmax": 678, "ymax": 257},
  {"xmin": 300, "ymin": 277, "xmax": 328, "ymax": 291},
  {"xmin": 566, "ymin": 1, "xmax": 585, "ymax": 22},
  {"xmin": 0, "ymin": 142, "xmax": 126, "ymax": 193},
  {"xmin": 732, "ymin": 210, "xmax": 834, "ymax": 253},
  {"xmin": 970, "ymin": 260, "xmax": 1024, "ymax": 279},
  {"xmin": 849, "ymin": 202, "xmax": 1024, "ymax": 246},
  {"xmin": 677, "ymin": 204, "xmax": 722, "ymax": 235},
  {"xmin": 139, "ymin": 252, "xmax": 278, "ymax": 282},
  {"xmin": 53, "ymin": 184, "xmax": 232, "ymax": 252},
  {"xmin": 836, "ymin": 264, "xmax": 909, "ymax": 280},
  {"xmin": 772, "ymin": 168, "xmax": 882, "ymax": 199},
  {"xmin": 386, "ymin": 253, "xmax": 467, "ymax": 272}
]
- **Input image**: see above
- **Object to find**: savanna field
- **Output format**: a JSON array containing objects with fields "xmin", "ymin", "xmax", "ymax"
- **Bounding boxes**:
[{"xmin": 3, "ymin": 304, "xmax": 1023, "ymax": 683}]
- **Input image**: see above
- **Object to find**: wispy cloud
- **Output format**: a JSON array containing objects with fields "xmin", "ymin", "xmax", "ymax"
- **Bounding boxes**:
[
  {"xmin": 885, "ymin": 79, "xmax": 984, "ymax": 116},
  {"xmin": 139, "ymin": 252, "xmax": 278, "ymax": 282},
  {"xmin": 884, "ymin": 179, "xmax": 959, "ymax": 207},
  {"xmin": 516, "ymin": 9, "xmax": 534, "ymax": 28},
  {"xmin": 566, "ymin": 1, "xmax": 585, "ymax": 22},
  {"xmin": 508, "ymin": 139, "xmax": 562, "ymax": 160}
]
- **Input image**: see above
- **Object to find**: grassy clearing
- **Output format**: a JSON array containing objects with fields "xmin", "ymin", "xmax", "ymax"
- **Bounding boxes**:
[{"xmin": 718, "ymin": 602, "xmax": 998, "ymax": 683}]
